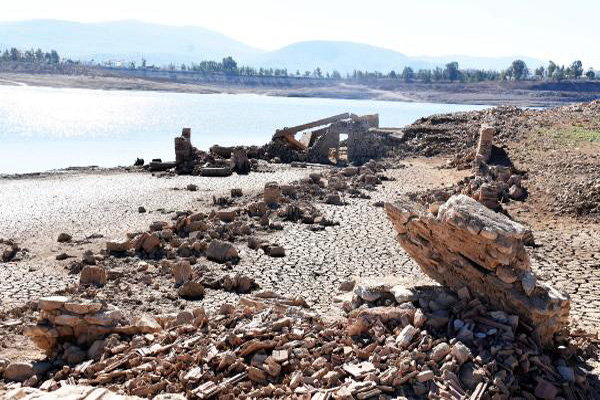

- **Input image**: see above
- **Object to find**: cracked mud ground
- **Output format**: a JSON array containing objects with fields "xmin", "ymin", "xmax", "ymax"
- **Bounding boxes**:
[{"xmin": 1, "ymin": 158, "xmax": 599, "ymax": 372}]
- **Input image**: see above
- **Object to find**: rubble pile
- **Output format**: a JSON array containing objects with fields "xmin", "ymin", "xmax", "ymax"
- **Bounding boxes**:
[
  {"xmin": 385, "ymin": 194, "xmax": 570, "ymax": 346},
  {"xmin": 408, "ymin": 125, "xmax": 528, "ymax": 213},
  {"xmin": 8, "ymin": 286, "xmax": 594, "ymax": 399},
  {"xmin": 395, "ymin": 106, "xmax": 535, "ymax": 161},
  {"xmin": 23, "ymin": 296, "xmax": 165, "ymax": 361},
  {"xmin": 400, "ymin": 100, "xmax": 600, "ymax": 219}
]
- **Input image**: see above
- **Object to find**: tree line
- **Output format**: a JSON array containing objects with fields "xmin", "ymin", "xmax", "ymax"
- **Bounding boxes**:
[
  {"xmin": 138, "ymin": 57, "xmax": 597, "ymax": 83},
  {"xmin": 1, "ymin": 47, "xmax": 596, "ymax": 82},
  {"xmin": 0, "ymin": 47, "xmax": 63, "ymax": 64}
]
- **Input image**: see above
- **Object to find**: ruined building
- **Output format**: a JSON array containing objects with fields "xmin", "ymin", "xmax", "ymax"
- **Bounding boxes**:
[{"xmin": 264, "ymin": 113, "xmax": 389, "ymax": 165}]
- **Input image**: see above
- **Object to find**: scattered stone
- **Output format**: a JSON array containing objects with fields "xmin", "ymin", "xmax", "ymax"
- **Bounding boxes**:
[
  {"xmin": 57, "ymin": 233, "xmax": 72, "ymax": 243},
  {"xmin": 178, "ymin": 281, "xmax": 205, "ymax": 299},
  {"xmin": 206, "ymin": 240, "xmax": 239, "ymax": 263},
  {"xmin": 80, "ymin": 265, "xmax": 107, "ymax": 287}
]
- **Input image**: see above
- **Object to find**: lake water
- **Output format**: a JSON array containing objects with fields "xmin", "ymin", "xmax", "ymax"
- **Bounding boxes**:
[{"xmin": 0, "ymin": 85, "xmax": 489, "ymax": 174}]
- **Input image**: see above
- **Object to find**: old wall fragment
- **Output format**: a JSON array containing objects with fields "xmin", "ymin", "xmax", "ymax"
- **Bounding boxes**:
[{"xmin": 385, "ymin": 194, "xmax": 569, "ymax": 345}]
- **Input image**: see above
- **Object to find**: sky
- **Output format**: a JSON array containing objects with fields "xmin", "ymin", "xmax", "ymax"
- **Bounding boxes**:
[{"xmin": 2, "ymin": 0, "xmax": 599, "ymax": 67}]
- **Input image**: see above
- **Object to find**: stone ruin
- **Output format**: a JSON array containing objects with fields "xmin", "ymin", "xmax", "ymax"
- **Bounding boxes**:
[
  {"xmin": 385, "ymin": 194, "xmax": 570, "ymax": 346},
  {"xmin": 264, "ymin": 112, "xmax": 390, "ymax": 165}
]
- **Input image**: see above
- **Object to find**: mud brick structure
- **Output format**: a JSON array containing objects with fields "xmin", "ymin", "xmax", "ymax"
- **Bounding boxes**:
[{"xmin": 385, "ymin": 194, "xmax": 570, "ymax": 346}]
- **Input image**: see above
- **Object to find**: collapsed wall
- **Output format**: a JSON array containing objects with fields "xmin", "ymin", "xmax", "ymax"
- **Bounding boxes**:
[{"xmin": 385, "ymin": 194, "xmax": 570, "ymax": 346}]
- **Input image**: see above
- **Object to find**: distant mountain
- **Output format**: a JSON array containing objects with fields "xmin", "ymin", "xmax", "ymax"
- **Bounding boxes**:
[
  {"xmin": 248, "ymin": 41, "xmax": 433, "ymax": 74},
  {"xmin": 0, "ymin": 20, "xmax": 264, "ymax": 66},
  {"xmin": 0, "ymin": 20, "xmax": 545, "ymax": 72}
]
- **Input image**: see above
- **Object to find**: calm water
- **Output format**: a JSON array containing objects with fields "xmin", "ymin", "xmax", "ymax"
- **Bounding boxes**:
[{"xmin": 0, "ymin": 85, "xmax": 488, "ymax": 174}]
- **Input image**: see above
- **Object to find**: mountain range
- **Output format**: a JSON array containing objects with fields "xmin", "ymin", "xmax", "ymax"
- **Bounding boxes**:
[{"xmin": 0, "ymin": 19, "xmax": 545, "ymax": 73}]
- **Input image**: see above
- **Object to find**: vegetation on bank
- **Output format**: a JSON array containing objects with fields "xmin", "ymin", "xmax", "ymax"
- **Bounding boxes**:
[
  {"xmin": 545, "ymin": 126, "xmax": 600, "ymax": 143},
  {"xmin": 1, "ymin": 46, "xmax": 597, "ymax": 84}
]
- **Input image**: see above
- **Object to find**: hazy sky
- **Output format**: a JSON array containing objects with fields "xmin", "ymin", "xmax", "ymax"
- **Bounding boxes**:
[{"xmin": 3, "ymin": 0, "xmax": 599, "ymax": 67}]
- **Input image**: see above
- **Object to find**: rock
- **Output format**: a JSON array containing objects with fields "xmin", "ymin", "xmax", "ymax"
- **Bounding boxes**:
[
  {"xmin": 206, "ymin": 240, "xmax": 238, "ymax": 263},
  {"xmin": 132, "ymin": 315, "xmax": 162, "ymax": 333},
  {"xmin": 496, "ymin": 265, "xmax": 518, "ymax": 284},
  {"xmin": 142, "ymin": 233, "xmax": 161, "ymax": 253},
  {"xmin": 459, "ymin": 362, "xmax": 482, "ymax": 390},
  {"xmin": 263, "ymin": 182, "xmax": 281, "ymax": 207},
  {"xmin": 416, "ymin": 370, "xmax": 434, "ymax": 383},
  {"xmin": 521, "ymin": 271, "xmax": 536, "ymax": 296},
  {"xmin": 557, "ymin": 366, "xmax": 575, "ymax": 382},
  {"xmin": 178, "ymin": 281, "xmax": 204, "ymax": 299},
  {"xmin": 186, "ymin": 184, "xmax": 198, "ymax": 191},
  {"xmin": 534, "ymin": 379, "xmax": 558, "ymax": 400},
  {"xmin": 173, "ymin": 261, "xmax": 192, "ymax": 286},
  {"xmin": 82, "ymin": 250, "xmax": 96, "ymax": 265},
  {"xmin": 231, "ymin": 188, "xmax": 243, "ymax": 197},
  {"xmin": 84, "ymin": 309, "xmax": 123, "ymax": 326},
  {"xmin": 396, "ymin": 325, "xmax": 419, "ymax": 348},
  {"xmin": 38, "ymin": 296, "xmax": 69, "ymax": 311},
  {"xmin": 430, "ymin": 342, "xmax": 451, "ymax": 362},
  {"xmin": 87, "ymin": 339, "xmax": 106, "ymax": 360},
  {"xmin": 57, "ymin": 233, "xmax": 72, "ymax": 243},
  {"xmin": 80, "ymin": 265, "xmax": 107, "ymax": 287},
  {"xmin": 3, "ymin": 362, "xmax": 34, "ymax": 382},
  {"xmin": 55, "ymin": 252, "xmax": 70, "ymax": 260},
  {"xmin": 451, "ymin": 341, "xmax": 471, "ymax": 365},
  {"xmin": 338, "ymin": 280, "xmax": 355, "ymax": 292},
  {"xmin": 509, "ymin": 184, "xmax": 525, "ymax": 200},
  {"xmin": 216, "ymin": 210, "xmax": 237, "ymax": 223},
  {"xmin": 354, "ymin": 281, "xmax": 391, "ymax": 302},
  {"xmin": 267, "ymin": 245, "xmax": 285, "ymax": 257},
  {"xmin": 175, "ymin": 311, "xmax": 195, "ymax": 326},
  {"xmin": 63, "ymin": 345, "xmax": 86, "ymax": 364},
  {"xmin": 106, "ymin": 239, "xmax": 132, "ymax": 253},
  {"xmin": 325, "ymin": 194, "xmax": 343, "ymax": 205},
  {"xmin": 138, "ymin": 206, "xmax": 146, "ymax": 213},
  {"xmin": 390, "ymin": 285, "xmax": 417, "ymax": 303},
  {"xmin": 64, "ymin": 301, "xmax": 103, "ymax": 315}
]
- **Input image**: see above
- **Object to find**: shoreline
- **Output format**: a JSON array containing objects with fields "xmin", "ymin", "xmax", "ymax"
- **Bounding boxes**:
[{"xmin": 2, "ymin": 71, "xmax": 598, "ymax": 108}]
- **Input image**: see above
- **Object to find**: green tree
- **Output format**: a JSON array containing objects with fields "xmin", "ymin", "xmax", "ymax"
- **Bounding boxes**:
[
  {"xmin": 570, "ymin": 60, "xmax": 583, "ymax": 79},
  {"xmin": 401, "ymin": 66, "xmax": 414, "ymax": 82},
  {"xmin": 444, "ymin": 62, "xmax": 460, "ymax": 81},
  {"xmin": 585, "ymin": 69, "xmax": 595, "ymax": 80},
  {"xmin": 553, "ymin": 66, "xmax": 566, "ymax": 81},
  {"xmin": 331, "ymin": 70, "xmax": 342, "ymax": 79},
  {"xmin": 222, "ymin": 56, "xmax": 238, "ymax": 73},
  {"xmin": 547, "ymin": 61, "xmax": 557, "ymax": 78},
  {"xmin": 508, "ymin": 59, "xmax": 528, "ymax": 80},
  {"xmin": 535, "ymin": 66, "xmax": 545, "ymax": 79}
]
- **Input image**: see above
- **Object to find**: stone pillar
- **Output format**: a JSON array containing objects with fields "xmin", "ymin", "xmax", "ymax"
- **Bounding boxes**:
[
  {"xmin": 476, "ymin": 125, "xmax": 495, "ymax": 163},
  {"xmin": 175, "ymin": 128, "xmax": 195, "ymax": 173}
]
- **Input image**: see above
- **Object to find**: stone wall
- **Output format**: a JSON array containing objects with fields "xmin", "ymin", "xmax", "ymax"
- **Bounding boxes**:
[{"xmin": 385, "ymin": 195, "xmax": 570, "ymax": 346}]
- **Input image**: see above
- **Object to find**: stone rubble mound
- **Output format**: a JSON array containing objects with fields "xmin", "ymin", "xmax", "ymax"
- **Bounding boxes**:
[
  {"xmin": 5, "ymin": 285, "xmax": 592, "ymax": 399},
  {"xmin": 385, "ymin": 194, "xmax": 570, "ymax": 346}
]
